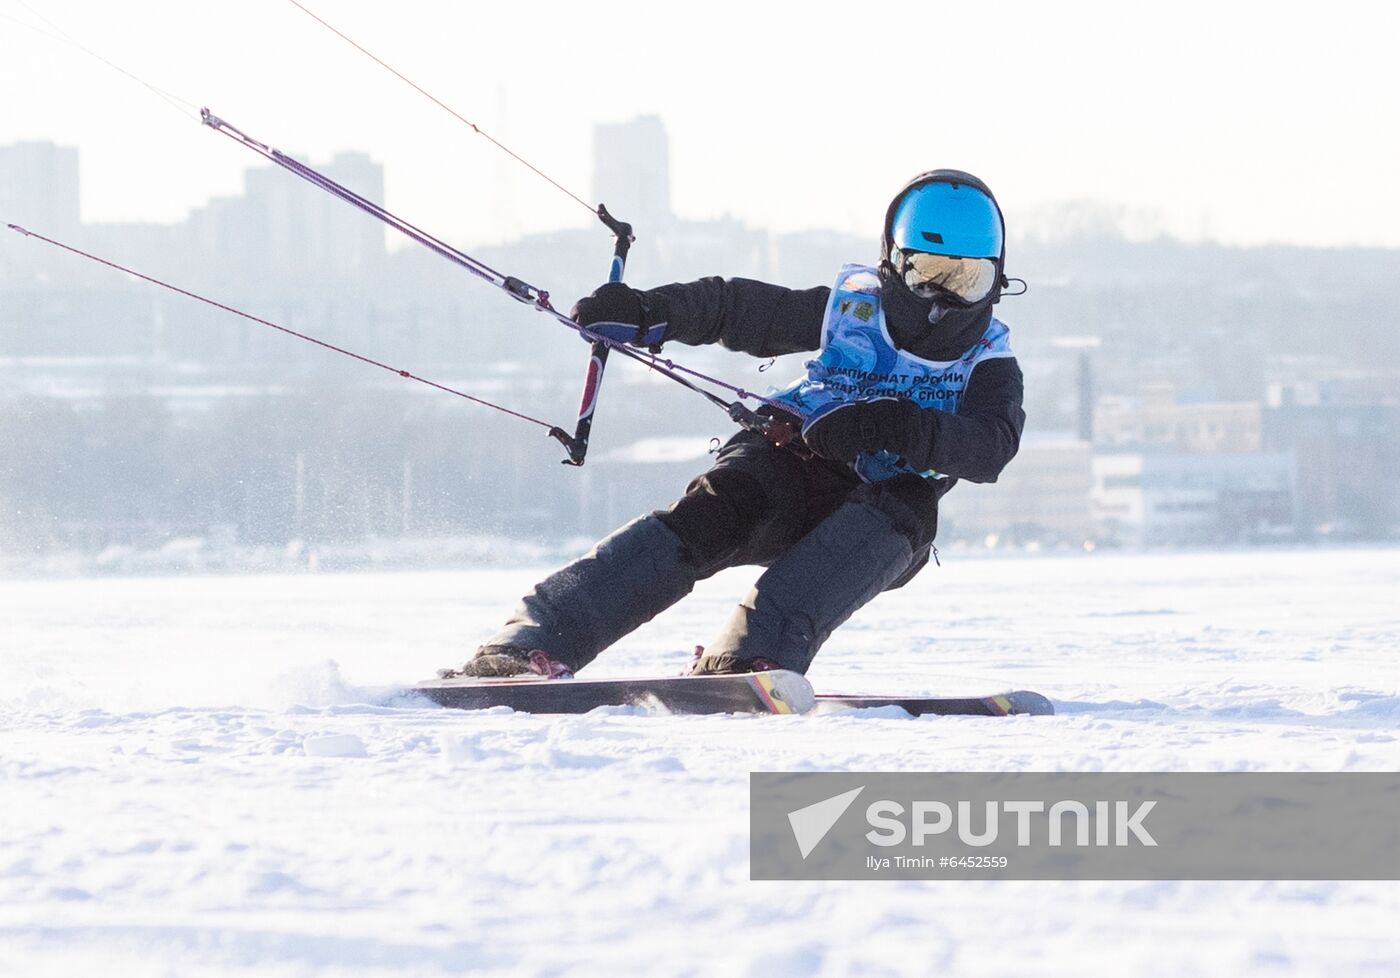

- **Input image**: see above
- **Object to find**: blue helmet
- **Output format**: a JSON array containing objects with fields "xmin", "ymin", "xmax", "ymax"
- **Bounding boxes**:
[{"xmin": 881, "ymin": 170, "xmax": 1006, "ymax": 306}]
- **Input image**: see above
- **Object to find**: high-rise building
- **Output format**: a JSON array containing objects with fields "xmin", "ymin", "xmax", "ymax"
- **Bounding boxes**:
[
  {"xmin": 0, "ymin": 141, "xmax": 80, "ymax": 234},
  {"xmin": 593, "ymin": 116, "xmax": 672, "ymax": 231},
  {"xmin": 187, "ymin": 151, "xmax": 387, "ymax": 283},
  {"xmin": 0, "ymin": 141, "xmax": 81, "ymax": 285}
]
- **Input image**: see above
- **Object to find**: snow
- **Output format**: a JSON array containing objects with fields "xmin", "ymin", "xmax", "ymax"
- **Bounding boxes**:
[{"xmin": 2, "ymin": 547, "xmax": 1398, "ymax": 977}]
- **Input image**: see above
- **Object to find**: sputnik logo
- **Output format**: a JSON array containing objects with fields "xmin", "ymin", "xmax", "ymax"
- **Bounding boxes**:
[{"xmin": 787, "ymin": 786, "xmax": 865, "ymax": 859}]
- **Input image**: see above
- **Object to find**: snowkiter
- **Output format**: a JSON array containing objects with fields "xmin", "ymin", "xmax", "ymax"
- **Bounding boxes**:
[{"xmin": 454, "ymin": 169, "xmax": 1025, "ymax": 678}]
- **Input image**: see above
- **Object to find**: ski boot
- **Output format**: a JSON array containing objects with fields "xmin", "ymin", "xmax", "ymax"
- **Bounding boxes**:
[
  {"xmin": 442, "ymin": 647, "xmax": 574, "ymax": 680},
  {"xmin": 684, "ymin": 645, "xmax": 781, "ymax": 676}
]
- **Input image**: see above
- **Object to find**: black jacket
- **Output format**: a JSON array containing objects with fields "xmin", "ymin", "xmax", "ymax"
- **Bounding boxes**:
[{"xmin": 649, "ymin": 276, "xmax": 1026, "ymax": 489}]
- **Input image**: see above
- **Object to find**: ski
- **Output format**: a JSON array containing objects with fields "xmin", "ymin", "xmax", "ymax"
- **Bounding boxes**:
[
  {"xmin": 414, "ymin": 671, "xmax": 1051, "ymax": 717},
  {"xmin": 413, "ymin": 670, "xmax": 816, "ymax": 715},
  {"xmin": 813, "ymin": 689, "xmax": 1054, "ymax": 716}
]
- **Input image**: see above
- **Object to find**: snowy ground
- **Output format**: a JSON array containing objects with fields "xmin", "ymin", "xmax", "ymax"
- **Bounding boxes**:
[{"xmin": 2, "ymin": 546, "xmax": 1399, "ymax": 977}]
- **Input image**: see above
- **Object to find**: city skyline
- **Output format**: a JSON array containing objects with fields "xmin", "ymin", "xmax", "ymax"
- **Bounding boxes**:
[
  {"xmin": 2, "ymin": 0, "xmax": 1398, "ymax": 251},
  {"xmin": 5, "ymin": 116, "xmax": 1398, "ymax": 554}
]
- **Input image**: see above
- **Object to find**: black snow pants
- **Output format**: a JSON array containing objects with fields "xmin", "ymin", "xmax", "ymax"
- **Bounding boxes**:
[{"xmin": 479, "ymin": 432, "xmax": 943, "ymax": 675}]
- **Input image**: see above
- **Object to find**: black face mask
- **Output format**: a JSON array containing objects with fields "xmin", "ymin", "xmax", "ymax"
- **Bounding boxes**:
[{"xmin": 879, "ymin": 262, "xmax": 997, "ymax": 362}]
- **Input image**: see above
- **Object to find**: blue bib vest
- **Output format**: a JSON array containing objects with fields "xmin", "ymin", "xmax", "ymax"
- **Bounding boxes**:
[{"xmin": 769, "ymin": 264, "xmax": 1015, "ymax": 483}]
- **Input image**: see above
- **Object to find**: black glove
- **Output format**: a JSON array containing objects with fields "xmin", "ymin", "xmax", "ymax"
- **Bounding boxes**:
[
  {"xmin": 801, "ymin": 398, "xmax": 920, "ymax": 463},
  {"xmin": 570, "ymin": 282, "xmax": 669, "ymax": 348}
]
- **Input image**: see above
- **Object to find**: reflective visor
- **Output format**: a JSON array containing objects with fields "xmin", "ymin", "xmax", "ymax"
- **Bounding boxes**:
[{"xmin": 890, "ymin": 246, "xmax": 998, "ymax": 303}]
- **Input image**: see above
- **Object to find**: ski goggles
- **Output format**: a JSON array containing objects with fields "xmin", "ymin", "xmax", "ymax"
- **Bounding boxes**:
[{"xmin": 889, "ymin": 246, "xmax": 999, "ymax": 303}]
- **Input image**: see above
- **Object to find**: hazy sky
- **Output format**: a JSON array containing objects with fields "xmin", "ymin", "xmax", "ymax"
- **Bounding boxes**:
[{"xmin": 3, "ymin": 0, "xmax": 1398, "ymax": 252}]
